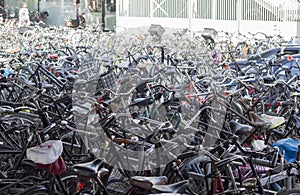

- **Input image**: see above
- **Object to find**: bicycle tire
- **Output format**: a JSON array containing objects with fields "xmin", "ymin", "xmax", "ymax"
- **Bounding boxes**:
[
  {"xmin": 166, "ymin": 153, "xmax": 209, "ymax": 195},
  {"xmin": 37, "ymin": 172, "xmax": 79, "ymax": 195},
  {"xmin": 22, "ymin": 29, "xmax": 36, "ymax": 41},
  {"xmin": 9, "ymin": 112, "xmax": 40, "ymax": 124},
  {"xmin": 59, "ymin": 172, "xmax": 79, "ymax": 194}
]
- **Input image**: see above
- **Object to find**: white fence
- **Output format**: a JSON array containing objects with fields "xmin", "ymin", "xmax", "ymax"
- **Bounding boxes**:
[
  {"xmin": 118, "ymin": 0, "xmax": 300, "ymax": 21},
  {"xmin": 116, "ymin": 0, "xmax": 300, "ymax": 39}
]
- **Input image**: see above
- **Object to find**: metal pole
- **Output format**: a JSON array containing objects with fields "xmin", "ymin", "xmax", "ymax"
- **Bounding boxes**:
[
  {"xmin": 150, "ymin": 0, "xmax": 153, "ymax": 17},
  {"xmin": 297, "ymin": 4, "xmax": 300, "ymax": 39},
  {"xmin": 38, "ymin": 0, "xmax": 40, "ymax": 13},
  {"xmin": 102, "ymin": 0, "xmax": 105, "ymax": 31},
  {"xmin": 212, "ymin": 0, "xmax": 215, "ymax": 20},
  {"xmin": 188, "ymin": 0, "xmax": 191, "ymax": 32},
  {"xmin": 236, "ymin": 0, "xmax": 241, "ymax": 33}
]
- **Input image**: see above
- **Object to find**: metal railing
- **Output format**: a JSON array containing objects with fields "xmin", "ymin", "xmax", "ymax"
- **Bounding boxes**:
[
  {"xmin": 246, "ymin": 0, "xmax": 299, "ymax": 21},
  {"xmin": 129, "ymin": 0, "xmax": 150, "ymax": 17},
  {"xmin": 118, "ymin": 0, "xmax": 300, "ymax": 22},
  {"xmin": 150, "ymin": 0, "xmax": 188, "ymax": 18},
  {"xmin": 215, "ymin": 0, "xmax": 237, "ymax": 20}
]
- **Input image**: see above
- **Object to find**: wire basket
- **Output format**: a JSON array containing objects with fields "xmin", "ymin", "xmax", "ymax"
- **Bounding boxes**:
[
  {"xmin": 148, "ymin": 24, "xmax": 165, "ymax": 39},
  {"xmin": 96, "ymin": 69, "xmax": 116, "ymax": 92}
]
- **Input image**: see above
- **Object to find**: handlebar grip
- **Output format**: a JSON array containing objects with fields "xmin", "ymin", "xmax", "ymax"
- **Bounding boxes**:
[{"xmin": 252, "ymin": 158, "xmax": 280, "ymax": 168}]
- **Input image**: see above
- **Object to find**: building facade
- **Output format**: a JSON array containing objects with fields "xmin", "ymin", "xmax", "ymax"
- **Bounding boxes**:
[
  {"xmin": 2, "ymin": 0, "xmax": 300, "ymax": 38},
  {"xmin": 116, "ymin": 0, "xmax": 300, "ymax": 39}
]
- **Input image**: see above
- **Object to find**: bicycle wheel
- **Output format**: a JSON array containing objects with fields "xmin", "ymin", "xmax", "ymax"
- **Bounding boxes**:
[
  {"xmin": 39, "ymin": 173, "xmax": 79, "ymax": 195},
  {"xmin": 59, "ymin": 172, "xmax": 78, "ymax": 194},
  {"xmin": 167, "ymin": 153, "xmax": 210, "ymax": 195}
]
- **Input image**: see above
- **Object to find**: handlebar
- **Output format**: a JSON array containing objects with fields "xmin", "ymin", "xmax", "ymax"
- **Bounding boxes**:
[{"xmin": 231, "ymin": 135, "xmax": 280, "ymax": 168}]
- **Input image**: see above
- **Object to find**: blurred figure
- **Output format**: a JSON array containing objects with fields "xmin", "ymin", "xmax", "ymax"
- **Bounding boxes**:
[
  {"xmin": 84, "ymin": 1, "xmax": 94, "ymax": 24},
  {"xmin": 18, "ymin": 3, "xmax": 30, "ymax": 27},
  {"xmin": 40, "ymin": 11, "xmax": 49, "ymax": 25},
  {"xmin": 0, "ymin": 5, "xmax": 7, "ymax": 22}
]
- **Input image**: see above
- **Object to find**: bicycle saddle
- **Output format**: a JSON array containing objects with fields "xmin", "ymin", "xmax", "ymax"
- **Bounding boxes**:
[
  {"xmin": 292, "ymin": 115, "xmax": 300, "ymax": 129},
  {"xmin": 151, "ymin": 180, "xmax": 189, "ymax": 193},
  {"xmin": 72, "ymin": 158, "xmax": 105, "ymax": 178},
  {"xmin": 49, "ymin": 54, "xmax": 59, "ymax": 59},
  {"xmin": 65, "ymin": 56, "xmax": 75, "ymax": 61},
  {"xmin": 229, "ymin": 120, "xmax": 252, "ymax": 136},
  {"xmin": 130, "ymin": 176, "xmax": 168, "ymax": 190},
  {"xmin": 262, "ymin": 75, "xmax": 275, "ymax": 83},
  {"xmin": 249, "ymin": 112, "xmax": 271, "ymax": 127}
]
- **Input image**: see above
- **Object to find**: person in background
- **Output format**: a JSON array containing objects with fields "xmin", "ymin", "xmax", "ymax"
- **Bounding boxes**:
[
  {"xmin": 85, "ymin": 1, "xmax": 93, "ymax": 24},
  {"xmin": 18, "ymin": 3, "xmax": 30, "ymax": 27},
  {"xmin": 0, "ymin": 5, "xmax": 7, "ymax": 22}
]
